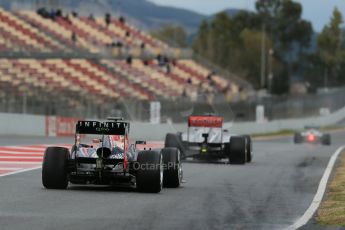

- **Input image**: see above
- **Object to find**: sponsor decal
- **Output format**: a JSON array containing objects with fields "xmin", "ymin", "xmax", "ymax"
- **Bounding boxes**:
[
  {"xmin": 78, "ymin": 121, "xmax": 127, "ymax": 129},
  {"xmin": 76, "ymin": 121, "xmax": 129, "ymax": 135},
  {"xmin": 188, "ymin": 116, "xmax": 223, "ymax": 128}
]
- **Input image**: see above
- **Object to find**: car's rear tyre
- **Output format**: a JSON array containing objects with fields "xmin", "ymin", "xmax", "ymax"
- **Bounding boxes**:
[
  {"xmin": 42, "ymin": 147, "xmax": 69, "ymax": 189},
  {"xmin": 321, "ymin": 134, "xmax": 331, "ymax": 145},
  {"xmin": 71, "ymin": 145, "xmax": 77, "ymax": 156},
  {"xmin": 243, "ymin": 135, "xmax": 252, "ymax": 163},
  {"xmin": 227, "ymin": 136, "xmax": 246, "ymax": 165},
  {"xmin": 165, "ymin": 133, "xmax": 185, "ymax": 156},
  {"xmin": 136, "ymin": 150, "xmax": 163, "ymax": 193},
  {"xmin": 294, "ymin": 133, "xmax": 303, "ymax": 144},
  {"xmin": 162, "ymin": 147, "xmax": 182, "ymax": 188}
]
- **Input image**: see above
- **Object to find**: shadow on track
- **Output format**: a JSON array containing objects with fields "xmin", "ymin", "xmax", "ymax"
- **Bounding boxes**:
[{"xmin": 63, "ymin": 185, "xmax": 135, "ymax": 193}]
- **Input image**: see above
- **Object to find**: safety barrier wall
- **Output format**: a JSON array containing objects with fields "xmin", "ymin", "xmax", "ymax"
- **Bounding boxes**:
[
  {"xmin": 0, "ymin": 105, "xmax": 345, "ymax": 139},
  {"xmin": 0, "ymin": 113, "xmax": 45, "ymax": 136},
  {"xmin": 129, "ymin": 106, "xmax": 345, "ymax": 140}
]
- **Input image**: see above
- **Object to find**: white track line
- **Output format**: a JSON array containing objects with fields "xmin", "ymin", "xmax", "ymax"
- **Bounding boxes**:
[
  {"xmin": 3, "ymin": 146, "xmax": 47, "ymax": 151},
  {"xmin": 0, "ymin": 166, "xmax": 41, "ymax": 177},
  {"xmin": 0, "ymin": 156, "xmax": 42, "ymax": 159},
  {"xmin": 0, "ymin": 150, "xmax": 43, "ymax": 154},
  {"xmin": 0, "ymin": 144, "xmax": 70, "ymax": 177},
  {"xmin": 286, "ymin": 145, "xmax": 345, "ymax": 230},
  {"xmin": 0, "ymin": 167, "xmax": 22, "ymax": 170},
  {"xmin": 1, "ymin": 146, "xmax": 68, "ymax": 151},
  {"xmin": 0, "ymin": 161, "xmax": 41, "ymax": 165}
]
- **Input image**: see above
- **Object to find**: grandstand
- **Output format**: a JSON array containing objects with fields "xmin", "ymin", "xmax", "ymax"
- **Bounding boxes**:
[{"xmin": 0, "ymin": 6, "xmax": 245, "ymax": 119}]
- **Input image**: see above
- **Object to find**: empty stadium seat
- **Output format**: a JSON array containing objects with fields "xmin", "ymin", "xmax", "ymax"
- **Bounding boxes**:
[{"xmin": 0, "ymin": 7, "xmax": 242, "ymax": 111}]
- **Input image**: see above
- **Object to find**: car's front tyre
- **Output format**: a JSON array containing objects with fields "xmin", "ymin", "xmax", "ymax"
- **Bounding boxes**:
[{"xmin": 164, "ymin": 133, "xmax": 185, "ymax": 156}]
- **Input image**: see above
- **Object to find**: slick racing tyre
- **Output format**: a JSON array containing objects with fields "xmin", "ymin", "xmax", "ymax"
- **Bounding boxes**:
[
  {"xmin": 321, "ymin": 134, "xmax": 331, "ymax": 146},
  {"xmin": 162, "ymin": 147, "xmax": 182, "ymax": 188},
  {"xmin": 164, "ymin": 133, "xmax": 185, "ymax": 156},
  {"xmin": 227, "ymin": 136, "xmax": 246, "ymax": 165},
  {"xmin": 42, "ymin": 147, "xmax": 70, "ymax": 189},
  {"xmin": 294, "ymin": 133, "xmax": 303, "ymax": 144},
  {"xmin": 136, "ymin": 150, "xmax": 163, "ymax": 193},
  {"xmin": 243, "ymin": 135, "xmax": 252, "ymax": 163}
]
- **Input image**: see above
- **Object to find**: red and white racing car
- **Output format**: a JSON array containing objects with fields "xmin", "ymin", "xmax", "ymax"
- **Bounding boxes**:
[{"xmin": 164, "ymin": 114, "xmax": 252, "ymax": 164}]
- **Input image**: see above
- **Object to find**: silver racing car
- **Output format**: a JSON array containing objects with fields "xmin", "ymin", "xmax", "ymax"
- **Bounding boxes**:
[{"xmin": 294, "ymin": 127, "xmax": 331, "ymax": 145}]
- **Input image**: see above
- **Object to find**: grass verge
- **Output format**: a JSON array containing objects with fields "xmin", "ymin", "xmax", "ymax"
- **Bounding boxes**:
[{"xmin": 316, "ymin": 150, "xmax": 345, "ymax": 226}]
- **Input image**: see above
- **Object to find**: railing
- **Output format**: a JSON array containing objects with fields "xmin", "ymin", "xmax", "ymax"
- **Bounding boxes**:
[{"xmin": 2, "ymin": 87, "xmax": 345, "ymax": 123}]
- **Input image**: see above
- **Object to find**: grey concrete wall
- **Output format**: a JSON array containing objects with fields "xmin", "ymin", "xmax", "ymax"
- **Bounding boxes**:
[
  {"xmin": 0, "ymin": 112, "xmax": 45, "ymax": 136},
  {"xmin": 1, "ymin": 105, "xmax": 345, "ymax": 139},
  {"xmin": 131, "ymin": 105, "xmax": 345, "ymax": 140}
]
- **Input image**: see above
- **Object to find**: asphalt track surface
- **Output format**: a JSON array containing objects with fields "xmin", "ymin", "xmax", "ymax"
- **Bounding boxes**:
[{"xmin": 0, "ymin": 133, "xmax": 344, "ymax": 230}]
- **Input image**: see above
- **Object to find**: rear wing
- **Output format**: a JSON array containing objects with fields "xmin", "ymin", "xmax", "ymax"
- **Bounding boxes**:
[
  {"xmin": 76, "ymin": 120, "xmax": 129, "ymax": 135},
  {"xmin": 188, "ymin": 116, "xmax": 223, "ymax": 128}
]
